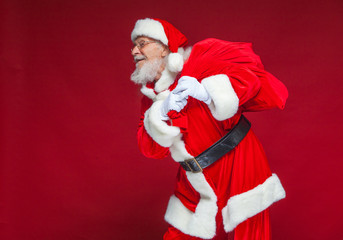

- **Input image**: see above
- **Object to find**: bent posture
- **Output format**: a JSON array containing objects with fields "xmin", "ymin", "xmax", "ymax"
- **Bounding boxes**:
[{"xmin": 130, "ymin": 18, "xmax": 288, "ymax": 240}]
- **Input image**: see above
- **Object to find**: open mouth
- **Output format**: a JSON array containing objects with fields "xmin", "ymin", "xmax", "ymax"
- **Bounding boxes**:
[{"xmin": 134, "ymin": 56, "xmax": 146, "ymax": 63}]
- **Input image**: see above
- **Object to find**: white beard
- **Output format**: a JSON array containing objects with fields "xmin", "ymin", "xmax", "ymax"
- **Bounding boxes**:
[{"xmin": 130, "ymin": 58, "xmax": 164, "ymax": 85}]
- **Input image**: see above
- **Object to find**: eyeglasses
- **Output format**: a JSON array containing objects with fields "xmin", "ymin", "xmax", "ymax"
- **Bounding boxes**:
[{"xmin": 131, "ymin": 40, "xmax": 156, "ymax": 51}]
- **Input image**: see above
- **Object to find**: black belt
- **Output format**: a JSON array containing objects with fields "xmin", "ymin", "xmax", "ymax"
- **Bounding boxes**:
[{"xmin": 180, "ymin": 115, "xmax": 251, "ymax": 173}]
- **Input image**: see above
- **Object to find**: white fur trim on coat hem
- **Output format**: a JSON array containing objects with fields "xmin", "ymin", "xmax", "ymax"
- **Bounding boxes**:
[
  {"xmin": 222, "ymin": 173, "xmax": 286, "ymax": 232},
  {"xmin": 169, "ymin": 134, "xmax": 194, "ymax": 162},
  {"xmin": 165, "ymin": 172, "xmax": 218, "ymax": 239},
  {"xmin": 201, "ymin": 74, "xmax": 239, "ymax": 121}
]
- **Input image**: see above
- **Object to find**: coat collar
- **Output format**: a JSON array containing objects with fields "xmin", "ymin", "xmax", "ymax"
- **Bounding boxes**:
[{"xmin": 140, "ymin": 68, "xmax": 178, "ymax": 99}]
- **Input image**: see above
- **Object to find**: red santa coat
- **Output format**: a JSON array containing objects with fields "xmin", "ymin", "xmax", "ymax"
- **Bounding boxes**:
[{"xmin": 137, "ymin": 39, "xmax": 287, "ymax": 239}]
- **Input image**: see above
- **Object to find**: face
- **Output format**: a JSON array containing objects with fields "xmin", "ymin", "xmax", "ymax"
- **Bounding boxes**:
[{"xmin": 131, "ymin": 36, "xmax": 168, "ymax": 80}]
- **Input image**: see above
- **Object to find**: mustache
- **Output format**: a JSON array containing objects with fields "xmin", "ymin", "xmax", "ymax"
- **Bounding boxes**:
[{"xmin": 133, "ymin": 55, "xmax": 147, "ymax": 63}]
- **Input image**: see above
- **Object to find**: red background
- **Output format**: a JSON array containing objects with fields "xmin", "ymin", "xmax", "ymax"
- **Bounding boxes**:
[{"xmin": 1, "ymin": 0, "xmax": 342, "ymax": 239}]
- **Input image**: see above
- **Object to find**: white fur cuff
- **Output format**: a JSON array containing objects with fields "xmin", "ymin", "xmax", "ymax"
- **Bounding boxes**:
[
  {"xmin": 143, "ymin": 100, "xmax": 180, "ymax": 147},
  {"xmin": 222, "ymin": 174, "xmax": 286, "ymax": 232},
  {"xmin": 201, "ymin": 74, "xmax": 239, "ymax": 121}
]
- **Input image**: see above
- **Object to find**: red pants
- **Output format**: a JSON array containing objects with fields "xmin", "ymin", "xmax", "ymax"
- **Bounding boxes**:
[{"xmin": 163, "ymin": 209, "xmax": 271, "ymax": 240}]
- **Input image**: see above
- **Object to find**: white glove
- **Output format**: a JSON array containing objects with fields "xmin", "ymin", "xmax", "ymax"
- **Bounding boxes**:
[
  {"xmin": 172, "ymin": 76, "xmax": 211, "ymax": 104},
  {"xmin": 160, "ymin": 91, "xmax": 188, "ymax": 120}
]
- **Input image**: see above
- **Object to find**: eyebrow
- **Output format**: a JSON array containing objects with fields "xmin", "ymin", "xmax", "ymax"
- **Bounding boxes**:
[{"xmin": 137, "ymin": 38, "xmax": 149, "ymax": 42}]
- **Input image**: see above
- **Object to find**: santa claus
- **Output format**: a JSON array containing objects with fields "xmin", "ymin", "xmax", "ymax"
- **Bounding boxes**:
[{"xmin": 130, "ymin": 18, "xmax": 288, "ymax": 240}]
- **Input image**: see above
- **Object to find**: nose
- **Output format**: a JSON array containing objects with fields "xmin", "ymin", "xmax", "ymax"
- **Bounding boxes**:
[{"xmin": 131, "ymin": 45, "xmax": 140, "ymax": 55}]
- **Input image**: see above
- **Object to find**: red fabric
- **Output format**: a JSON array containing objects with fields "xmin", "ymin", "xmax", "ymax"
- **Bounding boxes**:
[
  {"xmin": 181, "ymin": 39, "xmax": 288, "ymax": 111},
  {"xmin": 154, "ymin": 18, "xmax": 188, "ymax": 53},
  {"xmin": 136, "ymin": 39, "xmax": 280, "ymax": 237},
  {"xmin": 2, "ymin": 1, "xmax": 343, "ymax": 239},
  {"xmin": 169, "ymin": 103, "xmax": 272, "ymax": 213},
  {"xmin": 234, "ymin": 210, "xmax": 271, "ymax": 240},
  {"xmin": 163, "ymin": 210, "xmax": 270, "ymax": 240},
  {"xmin": 137, "ymin": 96, "xmax": 170, "ymax": 159}
]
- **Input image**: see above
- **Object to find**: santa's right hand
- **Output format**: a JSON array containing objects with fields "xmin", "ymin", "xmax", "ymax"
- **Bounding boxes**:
[{"xmin": 160, "ymin": 92, "xmax": 187, "ymax": 120}]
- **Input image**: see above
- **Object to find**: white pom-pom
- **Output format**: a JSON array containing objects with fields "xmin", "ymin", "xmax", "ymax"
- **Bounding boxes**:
[{"xmin": 167, "ymin": 53, "xmax": 184, "ymax": 72}]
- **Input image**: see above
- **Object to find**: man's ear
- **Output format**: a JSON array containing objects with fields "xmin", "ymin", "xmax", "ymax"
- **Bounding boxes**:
[{"xmin": 161, "ymin": 46, "xmax": 170, "ymax": 57}]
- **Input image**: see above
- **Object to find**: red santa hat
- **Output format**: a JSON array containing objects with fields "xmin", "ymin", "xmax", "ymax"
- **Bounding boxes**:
[{"xmin": 131, "ymin": 18, "xmax": 188, "ymax": 72}]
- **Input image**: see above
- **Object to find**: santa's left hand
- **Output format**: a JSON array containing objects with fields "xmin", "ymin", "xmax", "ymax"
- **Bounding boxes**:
[
  {"xmin": 172, "ymin": 76, "xmax": 212, "ymax": 104},
  {"xmin": 160, "ymin": 91, "xmax": 188, "ymax": 120}
]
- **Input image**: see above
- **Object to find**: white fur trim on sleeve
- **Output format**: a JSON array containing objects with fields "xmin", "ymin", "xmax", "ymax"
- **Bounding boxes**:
[
  {"xmin": 222, "ymin": 174, "xmax": 286, "ymax": 232},
  {"xmin": 143, "ymin": 99, "xmax": 180, "ymax": 147},
  {"xmin": 131, "ymin": 18, "xmax": 168, "ymax": 45},
  {"xmin": 201, "ymin": 74, "xmax": 239, "ymax": 121}
]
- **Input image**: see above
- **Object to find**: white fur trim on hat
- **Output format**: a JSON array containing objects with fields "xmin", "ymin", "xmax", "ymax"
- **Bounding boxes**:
[
  {"xmin": 201, "ymin": 74, "xmax": 239, "ymax": 121},
  {"xmin": 167, "ymin": 52, "xmax": 184, "ymax": 72},
  {"xmin": 131, "ymin": 18, "xmax": 168, "ymax": 45},
  {"xmin": 222, "ymin": 174, "xmax": 286, "ymax": 232}
]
